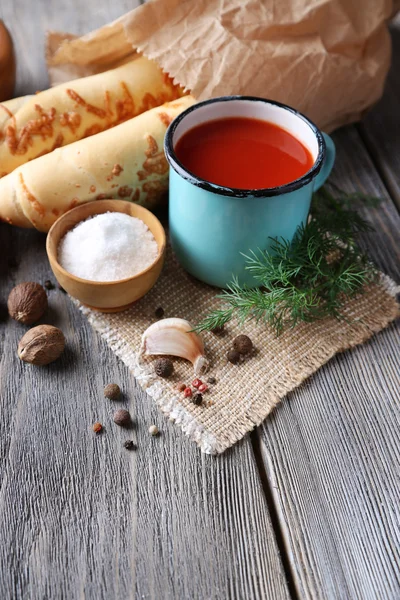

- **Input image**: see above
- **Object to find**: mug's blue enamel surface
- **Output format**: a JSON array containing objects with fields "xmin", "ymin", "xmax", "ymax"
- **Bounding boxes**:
[
  {"xmin": 169, "ymin": 170, "xmax": 314, "ymax": 287},
  {"xmin": 165, "ymin": 96, "xmax": 336, "ymax": 289}
]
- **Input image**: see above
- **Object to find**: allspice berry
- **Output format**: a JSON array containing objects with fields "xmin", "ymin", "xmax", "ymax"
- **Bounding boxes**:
[
  {"xmin": 227, "ymin": 349, "xmax": 241, "ymax": 364},
  {"xmin": 18, "ymin": 325, "xmax": 65, "ymax": 366},
  {"xmin": 93, "ymin": 422, "xmax": 103, "ymax": 434},
  {"xmin": 104, "ymin": 383, "xmax": 121, "ymax": 400},
  {"xmin": 154, "ymin": 357, "xmax": 174, "ymax": 378},
  {"xmin": 233, "ymin": 334, "xmax": 253, "ymax": 355},
  {"xmin": 113, "ymin": 409, "xmax": 131, "ymax": 427},
  {"xmin": 8, "ymin": 282, "xmax": 48, "ymax": 325}
]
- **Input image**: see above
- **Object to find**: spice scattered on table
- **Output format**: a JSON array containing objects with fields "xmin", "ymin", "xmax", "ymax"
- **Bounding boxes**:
[
  {"xmin": 148, "ymin": 425, "xmax": 159, "ymax": 436},
  {"xmin": 227, "ymin": 349, "xmax": 241, "ymax": 364},
  {"xmin": 93, "ymin": 422, "xmax": 103, "ymax": 434},
  {"xmin": 233, "ymin": 334, "xmax": 253, "ymax": 355},
  {"xmin": 207, "ymin": 376, "xmax": 216, "ymax": 384},
  {"xmin": 183, "ymin": 387, "xmax": 193, "ymax": 398},
  {"xmin": 175, "ymin": 382, "xmax": 187, "ymax": 392},
  {"xmin": 44, "ymin": 280, "xmax": 55, "ymax": 291},
  {"xmin": 155, "ymin": 306, "xmax": 164, "ymax": 319},
  {"xmin": 58, "ymin": 212, "xmax": 158, "ymax": 282},
  {"xmin": 154, "ymin": 357, "xmax": 174, "ymax": 378},
  {"xmin": 198, "ymin": 383, "xmax": 208, "ymax": 393},
  {"xmin": 192, "ymin": 378, "xmax": 202, "ymax": 388},
  {"xmin": 192, "ymin": 393, "xmax": 203, "ymax": 406},
  {"xmin": 104, "ymin": 383, "xmax": 121, "ymax": 400},
  {"xmin": 7, "ymin": 282, "xmax": 48, "ymax": 325},
  {"xmin": 18, "ymin": 324, "xmax": 65, "ymax": 366},
  {"xmin": 124, "ymin": 440, "xmax": 136, "ymax": 450},
  {"xmin": 113, "ymin": 409, "xmax": 131, "ymax": 427},
  {"xmin": 140, "ymin": 317, "xmax": 209, "ymax": 375}
]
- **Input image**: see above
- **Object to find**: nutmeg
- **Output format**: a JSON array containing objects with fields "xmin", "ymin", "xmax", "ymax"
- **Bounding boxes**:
[
  {"xmin": 0, "ymin": 21, "xmax": 16, "ymax": 102},
  {"xmin": 18, "ymin": 325, "xmax": 65, "ymax": 366},
  {"xmin": 7, "ymin": 282, "xmax": 48, "ymax": 325}
]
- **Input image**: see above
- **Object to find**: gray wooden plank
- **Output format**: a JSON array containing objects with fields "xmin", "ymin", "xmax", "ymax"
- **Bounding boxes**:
[
  {"xmin": 0, "ymin": 227, "xmax": 290, "ymax": 599},
  {"xmin": 0, "ymin": 1, "xmax": 291, "ymax": 599},
  {"xmin": 1, "ymin": 0, "xmax": 136, "ymax": 95},
  {"xmin": 359, "ymin": 15, "xmax": 400, "ymax": 210},
  {"xmin": 258, "ymin": 125, "xmax": 400, "ymax": 600}
]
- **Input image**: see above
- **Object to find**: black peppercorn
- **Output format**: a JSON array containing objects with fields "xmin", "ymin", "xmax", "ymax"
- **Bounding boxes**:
[
  {"xmin": 233, "ymin": 334, "xmax": 253, "ymax": 355},
  {"xmin": 44, "ymin": 280, "xmax": 55, "ymax": 290},
  {"xmin": 104, "ymin": 383, "xmax": 121, "ymax": 400},
  {"xmin": 155, "ymin": 306, "xmax": 164, "ymax": 319},
  {"xmin": 192, "ymin": 393, "xmax": 203, "ymax": 406},
  {"xmin": 113, "ymin": 409, "xmax": 131, "ymax": 427},
  {"xmin": 227, "ymin": 349, "xmax": 241, "ymax": 364},
  {"xmin": 154, "ymin": 357, "xmax": 174, "ymax": 378},
  {"xmin": 124, "ymin": 440, "xmax": 136, "ymax": 450},
  {"xmin": 207, "ymin": 376, "xmax": 217, "ymax": 385}
]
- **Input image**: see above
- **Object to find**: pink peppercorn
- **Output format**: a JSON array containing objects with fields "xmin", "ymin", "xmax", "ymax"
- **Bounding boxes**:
[
  {"xmin": 192, "ymin": 378, "xmax": 202, "ymax": 388},
  {"xmin": 184, "ymin": 387, "xmax": 193, "ymax": 398},
  {"xmin": 198, "ymin": 383, "xmax": 208, "ymax": 393}
]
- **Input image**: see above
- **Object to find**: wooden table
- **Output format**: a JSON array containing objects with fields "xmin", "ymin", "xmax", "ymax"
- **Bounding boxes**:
[{"xmin": 1, "ymin": 3, "xmax": 399, "ymax": 599}]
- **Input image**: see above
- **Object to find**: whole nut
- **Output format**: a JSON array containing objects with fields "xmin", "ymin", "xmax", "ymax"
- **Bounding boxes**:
[
  {"xmin": 113, "ymin": 409, "xmax": 131, "ymax": 427},
  {"xmin": 104, "ymin": 383, "xmax": 121, "ymax": 400},
  {"xmin": 227, "ymin": 349, "xmax": 241, "ymax": 364},
  {"xmin": 154, "ymin": 357, "xmax": 174, "ymax": 378},
  {"xmin": 18, "ymin": 325, "xmax": 65, "ymax": 366},
  {"xmin": 233, "ymin": 334, "xmax": 253, "ymax": 355},
  {"xmin": 8, "ymin": 282, "xmax": 48, "ymax": 325}
]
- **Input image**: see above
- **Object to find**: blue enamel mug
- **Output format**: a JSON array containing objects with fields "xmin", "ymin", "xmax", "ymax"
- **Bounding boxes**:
[{"xmin": 164, "ymin": 96, "xmax": 335, "ymax": 288}]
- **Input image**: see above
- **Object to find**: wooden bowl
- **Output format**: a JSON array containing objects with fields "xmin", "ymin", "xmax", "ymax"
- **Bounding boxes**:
[{"xmin": 46, "ymin": 200, "xmax": 166, "ymax": 312}]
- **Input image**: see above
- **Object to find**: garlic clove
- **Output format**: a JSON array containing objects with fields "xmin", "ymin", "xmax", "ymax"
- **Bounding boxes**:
[{"xmin": 140, "ymin": 317, "xmax": 209, "ymax": 375}]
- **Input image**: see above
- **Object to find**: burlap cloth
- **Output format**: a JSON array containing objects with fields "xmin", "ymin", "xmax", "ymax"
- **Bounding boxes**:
[{"xmin": 78, "ymin": 246, "xmax": 399, "ymax": 454}]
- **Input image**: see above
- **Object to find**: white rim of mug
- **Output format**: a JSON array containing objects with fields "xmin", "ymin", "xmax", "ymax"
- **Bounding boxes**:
[{"xmin": 164, "ymin": 95, "xmax": 326, "ymax": 198}]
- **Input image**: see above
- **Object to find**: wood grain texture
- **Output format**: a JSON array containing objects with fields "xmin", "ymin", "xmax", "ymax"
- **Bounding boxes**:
[
  {"xmin": 0, "ymin": 223, "xmax": 290, "ymax": 600},
  {"xmin": 359, "ymin": 15, "xmax": 400, "ymax": 210},
  {"xmin": 258, "ymin": 126, "xmax": 400, "ymax": 600},
  {"xmin": 0, "ymin": 2, "xmax": 290, "ymax": 598},
  {"xmin": 1, "ymin": 1, "xmax": 400, "ymax": 599},
  {"xmin": 0, "ymin": 0, "xmax": 138, "ymax": 95}
]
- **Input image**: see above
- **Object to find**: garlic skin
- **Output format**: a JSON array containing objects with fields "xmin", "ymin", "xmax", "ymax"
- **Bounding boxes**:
[{"xmin": 140, "ymin": 318, "xmax": 209, "ymax": 375}]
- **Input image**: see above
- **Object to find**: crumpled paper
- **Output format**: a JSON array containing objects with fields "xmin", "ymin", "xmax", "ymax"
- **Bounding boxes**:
[{"xmin": 47, "ymin": 0, "xmax": 394, "ymax": 133}]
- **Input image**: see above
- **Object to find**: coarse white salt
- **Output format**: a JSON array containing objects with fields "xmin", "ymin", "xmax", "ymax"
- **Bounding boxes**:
[{"xmin": 58, "ymin": 212, "xmax": 159, "ymax": 282}]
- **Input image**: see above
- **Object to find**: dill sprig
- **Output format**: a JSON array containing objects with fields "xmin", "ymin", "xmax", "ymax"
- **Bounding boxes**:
[{"xmin": 195, "ymin": 185, "xmax": 379, "ymax": 336}]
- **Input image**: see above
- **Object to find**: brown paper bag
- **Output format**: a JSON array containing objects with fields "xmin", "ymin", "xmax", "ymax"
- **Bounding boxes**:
[{"xmin": 47, "ymin": 0, "xmax": 393, "ymax": 133}]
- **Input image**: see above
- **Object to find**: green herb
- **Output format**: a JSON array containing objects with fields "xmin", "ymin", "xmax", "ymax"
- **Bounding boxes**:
[{"xmin": 196, "ymin": 185, "xmax": 380, "ymax": 336}]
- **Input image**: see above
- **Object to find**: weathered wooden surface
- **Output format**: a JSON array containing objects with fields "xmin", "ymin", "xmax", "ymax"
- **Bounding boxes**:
[
  {"xmin": 0, "ymin": 2, "xmax": 290, "ymax": 599},
  {"xmin": 259, "ymin": 126, "xmax": 400, "ymax": 600},
  {"xmin": 1, "ymin": 1, "xmax": 400, "ymax": 599},
  {"xmin": 0, "ymin": 224, "xmax": 290, "ymax": 600}
]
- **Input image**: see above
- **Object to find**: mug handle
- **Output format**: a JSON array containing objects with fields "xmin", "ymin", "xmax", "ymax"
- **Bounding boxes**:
[{"xmin": 313, "ymin": 133, "xmax": 336, "ymax": 191}]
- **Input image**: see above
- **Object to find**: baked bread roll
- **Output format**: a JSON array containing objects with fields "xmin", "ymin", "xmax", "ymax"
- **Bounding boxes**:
[
  {"xmin": 0, "ymin": 56, "xmax": 182, "ymax": 177},
  {"xmin": 0, "ymin": 95, "xmax": 195, "ymax": 231},
  {"xmin": 0, "ymin": 95, "xmax": 33, "ymax": 129}
]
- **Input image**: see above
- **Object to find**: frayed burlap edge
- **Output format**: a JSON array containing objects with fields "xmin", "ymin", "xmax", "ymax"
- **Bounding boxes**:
[{"xmin": 76, "ymin": 271, "xmax": 399, "ymax": 454}]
